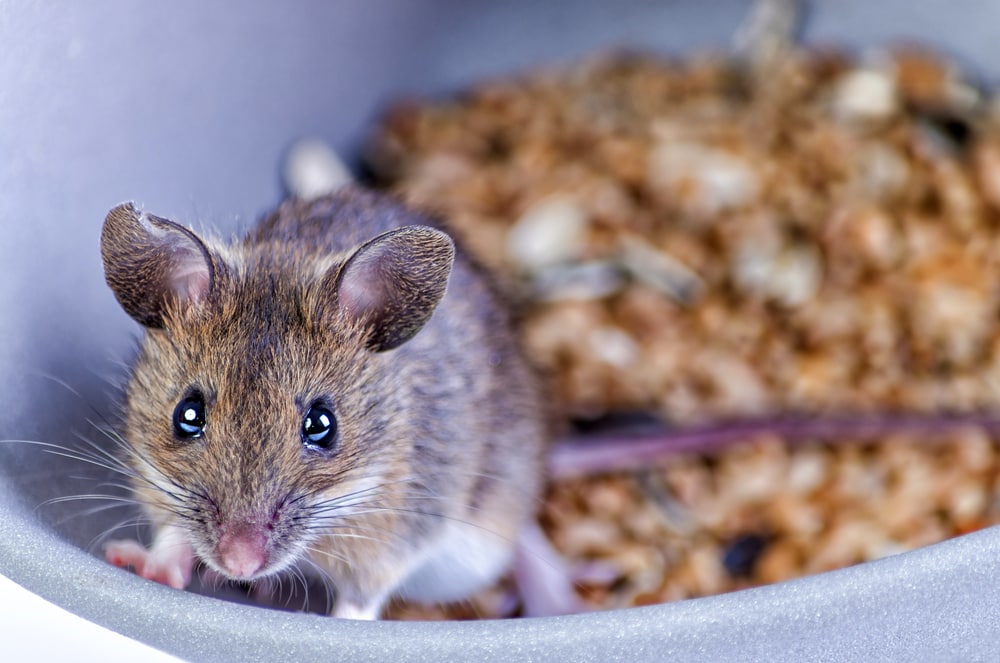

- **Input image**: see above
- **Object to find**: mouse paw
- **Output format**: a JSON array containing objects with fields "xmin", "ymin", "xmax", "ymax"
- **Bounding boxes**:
[
  {"xmin": 104, "ymin": 526, "xmax": 195, "ymax": 590},
  {"xmin": 332, "ymin": 600, "xmax": 382, "ymax": 621},
  {"xmin": 515, "ymin": 521, "xmax": 589, "ymax": 617}
]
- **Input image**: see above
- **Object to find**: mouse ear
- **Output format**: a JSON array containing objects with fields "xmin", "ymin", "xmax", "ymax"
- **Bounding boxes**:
[
  {"xmin": 101, "ymin": 202, "xmax": 215, "ymax": 329},
  {"xmin": 332, "ymin": 225, "xmax": 455, "ymax": 352}
]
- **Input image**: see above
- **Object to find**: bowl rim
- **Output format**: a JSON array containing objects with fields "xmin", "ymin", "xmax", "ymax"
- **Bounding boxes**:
[{"xmin": 3, "ymin": 478, "xmax": 999, "ymax": 662}]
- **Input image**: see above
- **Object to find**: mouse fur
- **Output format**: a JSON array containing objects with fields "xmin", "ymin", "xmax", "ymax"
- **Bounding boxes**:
[{"xmin": 100, "ymin": 187, "xmax": 546, "ymax": 619}]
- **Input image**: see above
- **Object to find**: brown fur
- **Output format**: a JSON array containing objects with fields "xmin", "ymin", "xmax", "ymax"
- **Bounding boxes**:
[{"xmin": 103, "ymin": 187, "xmax": 546, "ymax": 614}]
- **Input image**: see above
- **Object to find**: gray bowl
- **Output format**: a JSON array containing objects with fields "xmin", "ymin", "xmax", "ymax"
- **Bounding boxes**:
[{"xmin": 4, "ymin": 2, "xmax": 1000, "ymax": 660}]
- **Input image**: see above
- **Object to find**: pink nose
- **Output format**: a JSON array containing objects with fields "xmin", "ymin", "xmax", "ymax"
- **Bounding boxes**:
[{"xmin": 217, "ymin": 530, "xmax": 267, "ymax": 579}]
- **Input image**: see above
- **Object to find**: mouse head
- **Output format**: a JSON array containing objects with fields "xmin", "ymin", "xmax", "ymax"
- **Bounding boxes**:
[{"xmin": 101, "ymin": 200, "xmax": 455, "ymax": 581}]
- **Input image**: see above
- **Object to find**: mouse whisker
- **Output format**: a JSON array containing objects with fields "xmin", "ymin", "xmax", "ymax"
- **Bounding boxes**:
[
  {"xmin": 296, "ymin": 481, "xmax": 397, "ymax": 509},
  {"xmin": 39, "ymin": 493, "xmax": 139, "ymax": 509},
  {"xmin": 295, "ymin": 471, "xmax": 475, "ymax": 506},
  {"xmin": 302, "ymin": 474, "xmax": 535, "ymax": 547},
  {"xmin": 304, "ymin": 510, "xmax": 416, "ymax": 551},
  {"xmin": 87, "ymin": 515, "xmax": 153, "ymax": 554},
  {"xmin": 295, "ymin": 557, "xmax": 337, "ymax": 614},
  {"xmin": 316, "ymin": 531, "xmax": 398, "ymax": 548},
  {"xmin": 279, "ymin": 575, "xmax": 305, "ymax": 612},
  {"xmin": 303, "ymin": 544, "xmax": 360, "ymax": 572},
  {"xmin": 25, "ymin": 374, "xmax": 142, "ymax": 475},
  {"xmin": 76, "ymin": 428, "xmax": 141, "ymax": 473},
  {"xmin": 86, "ymin": 429, "xmax": 182, "ymax": 495},
  {"xmin": 91, "ymin": 480, "xmax": 142, "ymax": 495},
  {"xmin": 307, "ymin": 486, "xmax": 494, "ymax": 518},
  {"xmin": 305, "ymin": 469, "xmax": 543, "ymax": 517},
  {"xmin": 28, "ymin": 371, "xmax": 123, "ymax": 428},
  {"xmin": 39, "ymin": 495, "xmax": 143, "ymax": 537},
  {"xmin": 106, "ymin": 449, "xmax": 216, "ymax": 523},
  {"xmin": 302, "ymin": 484, "xmax": 454, "ymax": 515},
  {"xmin": 78, "ymin": 425, "xmax": 198, "ymax": 506},
  {"xmin": 336, "ymin": 504, "xmax": 519, "ymax": 549},
  {"xmin": 298, "ymin": 521, "xmax": 411, "ymax": 552},
  {"xmin": 199, "ymin": 564, "xmax": 227, "ymax": 594},
  {"xmin": 286, "ymin": 567, "xmax": 333, "ymax": 615},
  {"xmin": 272, "ymin": 567, "xmax": 297, "ymax": 611},
  {"xmin": 1, "ymin": 438, "xmax": 141, "ymax": 483},
  {"xmin": 306, "ymin": 490, "xmax": 497, "ymax": 528}
]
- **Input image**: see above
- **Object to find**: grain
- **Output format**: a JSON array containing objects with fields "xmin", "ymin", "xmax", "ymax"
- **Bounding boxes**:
[{"xmin": 371, "ymin": 41, "xmax": 1000, "ymax": 618}]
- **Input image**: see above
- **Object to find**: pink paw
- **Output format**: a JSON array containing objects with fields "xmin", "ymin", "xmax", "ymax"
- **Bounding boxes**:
[
  {"xmin": 105, "ymin": 537, "xmax": 194, "ymax": 590},
  {"xmin": 515, "ymin": 521, "xmax": 588, "ymax": 617}
]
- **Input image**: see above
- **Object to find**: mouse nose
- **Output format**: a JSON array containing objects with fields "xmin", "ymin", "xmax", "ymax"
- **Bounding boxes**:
[{"xmin": 217, "ymin": 528, "xmax": 268, "ymax": 579}]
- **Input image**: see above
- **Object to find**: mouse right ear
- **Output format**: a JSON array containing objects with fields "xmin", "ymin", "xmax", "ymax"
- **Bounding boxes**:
[{"xmin": 101, "ymin": 202, "xmax": 215, "ymax": 329}]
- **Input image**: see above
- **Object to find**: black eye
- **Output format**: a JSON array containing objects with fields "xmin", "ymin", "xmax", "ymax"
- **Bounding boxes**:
[
  {"xmin": 302, "ymin": 403, "xmax": 337, "ymax": 450},
  {"xmin": 173, "ymin": 393, "xmax": 206, "ymax": 439}
]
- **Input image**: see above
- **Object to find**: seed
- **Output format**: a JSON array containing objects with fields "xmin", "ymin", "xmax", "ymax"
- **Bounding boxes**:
[{"xmin": 721, "ymin": 533, "xmax": 770, "ymax": 578}]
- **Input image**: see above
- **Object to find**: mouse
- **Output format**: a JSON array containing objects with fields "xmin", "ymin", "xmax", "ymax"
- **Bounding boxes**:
[{"xmin": 99, "ymin": 187, "xmax": 549, "ymax": 620}]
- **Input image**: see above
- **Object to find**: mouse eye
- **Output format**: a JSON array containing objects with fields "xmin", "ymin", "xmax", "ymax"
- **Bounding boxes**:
[
  {"xmin": 173, "ymin": 393, "xmax": 206, "ymax": 440},
  {"xmin": 302, "ymin": 403, "xmax": 337, "ymax": 451}
]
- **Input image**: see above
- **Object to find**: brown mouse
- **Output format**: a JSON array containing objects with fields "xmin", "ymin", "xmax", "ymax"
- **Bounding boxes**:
[{"xmin": 99, "ymin": 187, "xmax": 547, "ymax": 619}]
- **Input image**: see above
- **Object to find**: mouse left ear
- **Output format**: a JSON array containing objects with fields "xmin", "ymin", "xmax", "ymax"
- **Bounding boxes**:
[
  {"xmin": 101, "ymin": 202, "xmax": 215, "ymax": 329},
  {"xmin": 331, "ymin": 225, "xmax": 455, "ymax": 352}
]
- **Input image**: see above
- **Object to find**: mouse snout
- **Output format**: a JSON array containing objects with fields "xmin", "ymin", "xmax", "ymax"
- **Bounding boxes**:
[{"xmin": 216, "ymin": 527, "xmax": 268, "ymax": 579}]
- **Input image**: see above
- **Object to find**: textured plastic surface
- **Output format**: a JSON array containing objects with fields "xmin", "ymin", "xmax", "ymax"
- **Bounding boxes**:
[{"xmin": 3, "ymin": 1, "xmax": 1000, "ymax": 661}]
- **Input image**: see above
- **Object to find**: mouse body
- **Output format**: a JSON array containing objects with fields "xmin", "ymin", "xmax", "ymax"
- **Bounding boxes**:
[{"xmin": 100, "ymin": 188, "xmax": 546, "ymax": 619}]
